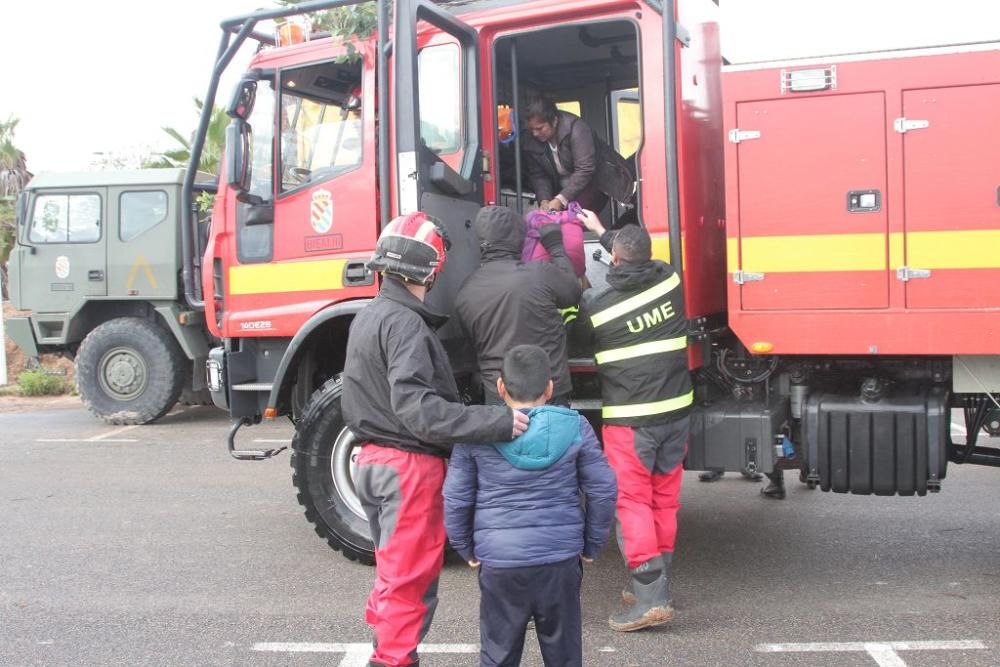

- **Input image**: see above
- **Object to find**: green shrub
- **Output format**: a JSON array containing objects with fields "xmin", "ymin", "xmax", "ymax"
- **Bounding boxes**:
[{"xmin": 18, "ymin": 370, "xmax": 68, "ymax": 396}]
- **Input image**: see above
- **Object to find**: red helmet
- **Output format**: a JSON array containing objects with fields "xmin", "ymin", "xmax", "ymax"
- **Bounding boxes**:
[{"xmin": 368, "ymin": 212, "xmax": 450, "ymax": 285}]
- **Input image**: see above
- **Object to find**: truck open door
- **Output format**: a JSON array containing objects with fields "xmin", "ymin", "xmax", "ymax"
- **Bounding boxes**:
[{"xmin": 392, "ymin": 0, "xmax": 483, "ymax": 368}]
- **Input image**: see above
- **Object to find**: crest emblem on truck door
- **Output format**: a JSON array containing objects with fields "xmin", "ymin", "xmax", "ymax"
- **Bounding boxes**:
[
  {"xmin": 55, "ymin": 256, "xmax": 70, "ymax": 279},
  {"xmin": 310, "ymin": 189, "xmax": 334, "ymax": 234}
]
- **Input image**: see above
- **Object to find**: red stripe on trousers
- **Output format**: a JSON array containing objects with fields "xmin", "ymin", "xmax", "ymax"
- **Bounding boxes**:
[
  {"xmin": 601, "ymin": 424, "xmax": 684, "ymax": 568},
  {"xmin": 357, "ymin": 445, "xmax": 447, "ymax": 667}
]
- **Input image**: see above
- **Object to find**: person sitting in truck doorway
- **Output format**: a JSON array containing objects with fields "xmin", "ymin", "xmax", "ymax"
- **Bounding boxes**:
[
  {"xmin": 341, "ymin": 212, "xmax": 530, "ymax": 667},
  {"xmin": 576, "ymin": 210, "xmax": 691, "ymax": 632},
  {"xmin": 522, "ymin": 97, "xmax": 635, "ymax": 214},
  {"xmin": 455, "ymin": 206, "xmax": 582, "ymax": 407}
]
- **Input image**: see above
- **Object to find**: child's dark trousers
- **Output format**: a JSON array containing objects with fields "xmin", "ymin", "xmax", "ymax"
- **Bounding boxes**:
[{"xmin": 478, "ymin": 556, "xmax": 583, "ymax": 667}]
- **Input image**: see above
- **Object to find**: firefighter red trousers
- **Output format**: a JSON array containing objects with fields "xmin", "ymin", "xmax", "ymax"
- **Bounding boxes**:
[
  {"xmin": 602, "ymin": 418, "xmax": 688, "ymax": 568},
  {"xmin": 356, "ymin": 445, "xmax": 448, "ymax": 667}
]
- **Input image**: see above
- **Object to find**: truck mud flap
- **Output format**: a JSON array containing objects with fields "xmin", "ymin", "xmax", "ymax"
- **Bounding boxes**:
[{"xmin": 803, "ymin": 386, "xmax": 948, "ymax": 496}]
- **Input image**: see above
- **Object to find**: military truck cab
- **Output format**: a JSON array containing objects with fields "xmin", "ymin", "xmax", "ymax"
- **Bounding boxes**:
[{"xmin": 7, "ymin": 169, "xmax": 217, "ymax": 424}]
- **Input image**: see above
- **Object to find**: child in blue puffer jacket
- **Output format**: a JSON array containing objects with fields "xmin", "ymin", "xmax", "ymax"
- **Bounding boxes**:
[{"xmin": 444, "ymin": 344, "xmax": 617, "ymax": 667}]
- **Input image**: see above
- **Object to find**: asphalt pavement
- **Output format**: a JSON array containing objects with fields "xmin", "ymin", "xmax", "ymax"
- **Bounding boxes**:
[{"xmin": 1, "ymin": 402, "xmax": 998, "ymax": 666}]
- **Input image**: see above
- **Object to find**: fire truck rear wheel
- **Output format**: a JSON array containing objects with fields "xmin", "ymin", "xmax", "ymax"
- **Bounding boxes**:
[
  {"xmin": 75, "ymin": 317, "xmax": 185, "ymax": 425},
  {"xmin": 291, "ymin": 376, "xmax": 375, "ymax": 565}
]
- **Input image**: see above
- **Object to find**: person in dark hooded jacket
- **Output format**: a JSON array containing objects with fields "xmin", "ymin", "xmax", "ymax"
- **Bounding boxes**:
[
  {"xmin": 444, "ymin": 345, "xmax": 617, "ymax": 667},
  {"xmin": 456, "ymin": 206, "xmax": 582, "ymax": 405}
]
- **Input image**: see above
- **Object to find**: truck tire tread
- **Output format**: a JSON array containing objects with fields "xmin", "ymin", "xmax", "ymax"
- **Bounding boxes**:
[
  {"xmin": 291, "ymin": 376, "xmax": 376, "ymax": 565},
  {"xmin": 75, "ymin": 317, "xmax": 185, "ymax": 425}
]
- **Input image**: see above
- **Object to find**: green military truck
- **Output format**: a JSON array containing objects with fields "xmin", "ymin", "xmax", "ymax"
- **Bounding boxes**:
[{"xmin": 6, "ymin": 169, "xmax": 217, "ymax": 424}]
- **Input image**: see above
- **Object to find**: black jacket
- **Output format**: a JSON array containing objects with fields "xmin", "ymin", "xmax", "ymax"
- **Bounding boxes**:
[
  {"xmin": 581, "ymin": 249, "xmax": 692, "ymax": 427},
  {"xmin": 342, "ymin": 277, "xmax": 513, "ymax": 457},
  {"xmin": 455, "ymin": 207, "xmax": 582, "ymax": 402},
  {"xmin": 523, "ymin": 111, "xmax": 635, "ymax": 209}
]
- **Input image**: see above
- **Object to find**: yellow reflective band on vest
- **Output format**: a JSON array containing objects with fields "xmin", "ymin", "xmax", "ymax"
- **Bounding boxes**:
[
  {"xmin": 589, "ymin": 273, "xmax": 681, "ymax": 328},
  {"xmin": 602, "ymin": 390, "xmax": 694, "ymax": 419},
  {"xmin": 594, "ymin": 336, "xmax": 687, "ymax": 365},
  {"xmin": 560, "ymin": 305, "xmax": 579, "ymax": 325}
]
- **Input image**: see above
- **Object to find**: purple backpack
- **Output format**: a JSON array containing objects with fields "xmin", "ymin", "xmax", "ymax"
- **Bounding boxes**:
[{"xmin": 521, "ymin": 202, "xmax": 587, "ymax": 277}]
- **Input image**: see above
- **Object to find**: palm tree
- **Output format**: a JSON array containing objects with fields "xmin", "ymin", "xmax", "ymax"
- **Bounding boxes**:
[
  {"xmin": 0, "ymin": 116, "xmax": 33, "ymax": 300},
  {"xmin": 147, "ymin": 98, "xmax": 229, "ymax": 176}
]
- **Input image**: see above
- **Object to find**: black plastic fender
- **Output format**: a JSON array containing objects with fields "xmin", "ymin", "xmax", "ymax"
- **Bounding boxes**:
[{"xmin": 264, "ymin": 299, "xmax": 370, "ymax": 415}]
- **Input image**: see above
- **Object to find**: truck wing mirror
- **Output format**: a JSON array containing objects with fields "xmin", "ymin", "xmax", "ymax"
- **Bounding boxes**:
[
  {"xmin": 227, "ymin": 79, "xmax": 257, "ymax": 121},
  {"xmin": 15, "ymin": 192, "xmax": 27, "ymax": 226},
  {"xmin": 225, "ymin": 120, "xmax": 252, "ymax": 194}
]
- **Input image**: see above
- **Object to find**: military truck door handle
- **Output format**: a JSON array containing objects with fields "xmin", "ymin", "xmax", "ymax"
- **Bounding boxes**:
[
  {"xmin": 88, "ymin": 270, "xmax": 105, "ymax": 281},
  {"xmin": 343, "ymin": 261, "xmax": 374, "ymax": 286}
]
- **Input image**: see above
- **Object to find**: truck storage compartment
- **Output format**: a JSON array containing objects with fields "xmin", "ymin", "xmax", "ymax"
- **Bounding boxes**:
[
  {"xmin": 802, "ymin": 386, "xmax": 948, "ymax": 496},
  {"xmin": 687, "ymin": 393, "xmax": 790, "ymax": 475}
]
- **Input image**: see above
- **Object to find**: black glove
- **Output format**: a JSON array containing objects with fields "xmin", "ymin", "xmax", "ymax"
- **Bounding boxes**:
[{"xmin": 538, "ymin": 223, "xmax": 565, "ymax": 252}]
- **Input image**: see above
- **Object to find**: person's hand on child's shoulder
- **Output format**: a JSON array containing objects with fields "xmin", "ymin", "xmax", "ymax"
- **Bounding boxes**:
[{"xmin": 511, "ymin": 409, "xmax": 529, "ymax": 438}]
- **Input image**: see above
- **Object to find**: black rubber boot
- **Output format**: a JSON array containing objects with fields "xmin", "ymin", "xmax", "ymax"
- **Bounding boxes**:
[
  {"xmin": 698, "ymin": 470, "xmax": 723, "ymax": 482},
  {"xmin": 625, "ymin": 550, "xmax": 674, "ymax": 606},
  {"xmin": 761, "ymin": 470, "xmax": 786, "ymax": 499},
  {"xmin": 609, "ymin": 556, "xmax": 675, "ymax": 632},
  {"xmin": 616, "ymin": 522, "xmax": 637, "ymax": 605}
]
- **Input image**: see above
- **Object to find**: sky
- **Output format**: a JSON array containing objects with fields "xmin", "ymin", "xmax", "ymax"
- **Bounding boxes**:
[{"xmin": 3, "ymin": 0, "xmax": 1000, "ymax": 174}]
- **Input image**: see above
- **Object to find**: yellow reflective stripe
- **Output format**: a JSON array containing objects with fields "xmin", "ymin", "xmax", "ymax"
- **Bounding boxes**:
[
  {"xmin": 602, "ymin": 390, "xmax": 694, "ymax": 420},
  {"xmin": 594, "ymin": 336, "xmax": 687, "ymax": 365},
  {"xmin": 907, "ymin": 230, "xmax": 1000, "ymax": 269},
  {"xmin": 740, "ymin": 233, "xmax": 886, "ymax": 273},
  {"xmin": 589, "ymin": 273, "xmax": 680, "ymax": 328},
  {"xmin": 229, "ymin": 259, "xmax": 346, "ymax": 295},
  {"xmin": 728, "ymin": 230, "xmax": 1000, "ymax": 275},
  {"xmin": 559, "ymin": 305, "xmax": 579, "ymax": 325}
]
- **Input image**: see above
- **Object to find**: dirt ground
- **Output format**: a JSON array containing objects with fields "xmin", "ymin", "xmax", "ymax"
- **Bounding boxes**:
[{"xmin": 3, "ymin": 302, "xmax": 76, "ymax": 388}]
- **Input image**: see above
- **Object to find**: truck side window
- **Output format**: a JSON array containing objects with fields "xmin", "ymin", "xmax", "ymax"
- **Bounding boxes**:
[
  {"xmin": 29, "ymin": 194, "xmax": 101, "ymax": 244},
  {"xmin": 120, "ymin": 191, "xmax": 168, "ymax": 242},
  {"xmin": 279, "ymin": 62, "xmax": 363, "ymax": 192},
  {"xmin": 418, "ymin": 44, "xmax": 461, "ymax": 154},
  {"xmin": 238, "ymin": 80, "xmax": 276, "ymax": 263}
]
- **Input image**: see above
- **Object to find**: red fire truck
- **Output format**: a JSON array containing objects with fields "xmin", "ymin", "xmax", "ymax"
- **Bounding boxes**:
[{"xmin": 182, "ymin": 0, "xmax": 1000, "ymax": 564}]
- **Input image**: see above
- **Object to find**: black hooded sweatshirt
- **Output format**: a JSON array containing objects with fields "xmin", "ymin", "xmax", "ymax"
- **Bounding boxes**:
[{"xmin": 455, "ymin": 206, "xmax": 582, "ymax": 402}]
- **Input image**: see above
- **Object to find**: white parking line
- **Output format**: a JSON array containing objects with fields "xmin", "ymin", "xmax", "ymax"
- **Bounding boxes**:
[
  {"xmin": 253, "ymin": 642, "xmax": 478, "ymax": 667},
  {"xmin": 756, "ymin": 640, "xmax": 987, "ymax": 666},
  {"xmin": 88, "ymin": 425, "xmax": 141, "ymax": 441},
  {"xmin": 35, "ymin": 438, "xmax": 138, "ymax": 443}
]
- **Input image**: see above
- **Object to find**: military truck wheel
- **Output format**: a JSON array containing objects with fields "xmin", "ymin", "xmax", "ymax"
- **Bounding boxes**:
[
  {"xmin": 291, "ymin": 376, "xmax": 375, "ymax": 565},
  {"xmin": 76, "ymin": 317, "xmax": 185, "ymax": 425}
]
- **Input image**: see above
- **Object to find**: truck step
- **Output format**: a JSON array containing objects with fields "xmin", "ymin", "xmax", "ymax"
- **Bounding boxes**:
[
  {"xmin": 570, "ymin": 399, "xmax": 602, "ymax": 411},
  {"xmin": 231, "ymin": 382, "xmax": 274, "ymax": 392},
  {"xmin": 568, "ymin": 357, "xmax": 597, "ymax": 371}
]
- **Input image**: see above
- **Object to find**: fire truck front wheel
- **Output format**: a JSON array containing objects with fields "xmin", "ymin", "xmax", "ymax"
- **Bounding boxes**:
[
  {"xmin": 291, "ymin": 377, "xmax": 376, "ymax": 565},
  {"xmin": 75, "ymin": 317, "xmax": 185, "ymax": 425}
]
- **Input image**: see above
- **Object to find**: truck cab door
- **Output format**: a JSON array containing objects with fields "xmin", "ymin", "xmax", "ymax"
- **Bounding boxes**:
[
  {"xmin": 106, "ymin": 185, "xmax": 177, "ymax": 300},
  {"xmin": 393, "ymin": 0, "xmax": 483, "ymax": 367},
  {"xmin": 15, "ymin": 188, "xmax": 108, "ymax": 317}
]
